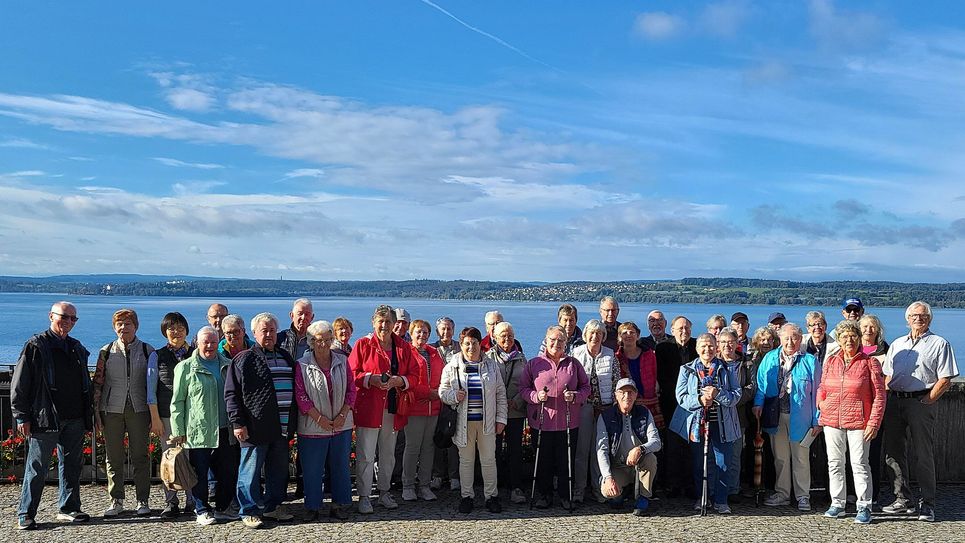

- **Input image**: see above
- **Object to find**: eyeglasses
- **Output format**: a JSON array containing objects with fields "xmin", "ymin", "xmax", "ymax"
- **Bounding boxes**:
[
  {"xmin": 807, "ymin": 322, "xmax": 826, "ymax": 329},
  {"xmin": 908, "ymin": 313, "xmax": 930, "ymax": 320},
  {"xmin": 52, "ymin": 312, "xmax": 79, "ymax": 322}
]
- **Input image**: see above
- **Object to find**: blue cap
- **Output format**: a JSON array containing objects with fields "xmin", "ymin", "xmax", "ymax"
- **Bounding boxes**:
[
  {"xmin": 843, "ymin": 298, "xmax": 863, "ymax": 310},
  {"xmin": 767, "ymin": 312, "xmax": 786, "ymax": 324}
]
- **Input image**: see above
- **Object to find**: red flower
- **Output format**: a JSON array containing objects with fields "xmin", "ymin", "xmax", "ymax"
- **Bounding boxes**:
[
  {"xmin": 6, "ymin": 474, "xmax": 16, "ymax": 483},
  {"xmin": 52, "ymin": 448, "xmax": 58, "ymax": 457},
  {"xmin": 148, "ymin": 443, "xmax": 156, "ymax": 453},
  {"xmin": 350, "ymin": 452, "xmax": 356, "ymax": 459},
  {"xmin": 6, "ymin": 429, "xmax": 12, "ymax": 436},
  {"xmin": 289, "ymin": 439, "xmax": 296, "ymax": 447},
  {"xmin": 83, "ymin": 447, "xmax": 93, "ymax": 455}
]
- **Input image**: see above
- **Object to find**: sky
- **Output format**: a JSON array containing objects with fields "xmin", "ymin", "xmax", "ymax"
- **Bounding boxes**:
[{"xmin": 2, "ymin": 1, "xmax": 965, "ymax": 283}]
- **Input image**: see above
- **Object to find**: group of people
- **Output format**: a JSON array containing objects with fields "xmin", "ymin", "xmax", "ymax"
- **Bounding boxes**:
[{"xmin": 10, "ymin": 296, "xmax": 958, "ymax": 531}]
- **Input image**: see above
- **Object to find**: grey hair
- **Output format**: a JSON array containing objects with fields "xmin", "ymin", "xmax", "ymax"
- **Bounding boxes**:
[
  {"xmin": 494, "ymin": 321, "xmax": 514, "ymax": 335},
  {"xmin": 599, "ymin": 296, "xmax": 619, "ymax": 307},
  {"xmin": 545, "ymin": 325, "xmax": 567, "ymax": 338},
  {"xmin": 706, "ymin": 314, "xmax": 727, "ymax": 328},
  {"xmin": 435, "ymin": 316, "xmax": 454, "ymax": 330},
  {"xmin": 905, "ymin": 301, "xmax": 933, "ymax": 320},
  {"xmin": 779, "ymin": 322, "xmax": 804, "ymax": 338},
  {"xmin": 582, "ymin": 319, "xmax": 607, "ymax": 342},
  {"xmin": 717, "ymin": 327, "xmax": 739, "ymax": 342},
  {"xmin": 50, "ymin": 301, "xmax": 77, "ymax": 313},
  {"xmin": 647, "ymin": 310, "xmax": 666, "ymax": 323},
  {"xmin": 833, "ymin": 319, "xmax": 861, "ymax": 341},
  {"xmin": 250, "ymin": 312, "xmax": 279, "ymax": 333},
  {"xmin": 372, "ymin": 304, "xmax": 396, "ymax": 322},
  {"xmin": 221, "ymin": 314, "xmax": 245, "ymax": 332},
  {"xmin": 695, "ymin": 332, "xmax": 717, "ymax": 345},
  {"xmin": 805, "ymin": 310, "xmax": 826, "ymax": 325},
  {"xmin": 307, "ymin": 320, "xmax": 333, "ymax": 337},
  {"xmin": 196, "ymin": 325, "xmax": 219, "ymax": 341},
  {"xmin": 858, "ymin": 314, "xmax": 885, "ymax": 344},
  {"xmin": 485, "ymin": 310, "xmax": 503, "ymax": 322},
  {"xmin": 292, "ymin": 298, "xmax": 313, "ymax": 311}
]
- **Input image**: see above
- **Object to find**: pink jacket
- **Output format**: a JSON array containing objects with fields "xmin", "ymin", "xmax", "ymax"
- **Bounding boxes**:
[{"xmin": 817, "ymin": 351, "xmax": 886, "ymax": 431}]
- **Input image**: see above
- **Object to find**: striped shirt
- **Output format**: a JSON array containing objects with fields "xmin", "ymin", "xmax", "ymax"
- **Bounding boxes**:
[
  {"xmin": 266, "ymin": 351, "xmax": 294, "ymax": 430},
  {"xmin": 465, "ymin": 361, "xmax": 483, "ymax": 421}
]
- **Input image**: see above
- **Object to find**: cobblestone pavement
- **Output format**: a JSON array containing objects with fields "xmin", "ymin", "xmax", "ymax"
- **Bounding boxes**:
[{"xmin": 2, "ymin": 483, "xmax": 962, "ymax": 542}]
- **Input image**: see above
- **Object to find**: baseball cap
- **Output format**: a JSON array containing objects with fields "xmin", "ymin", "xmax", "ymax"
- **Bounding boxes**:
[
  {"xmin": 843, "ymin": 298, "xmax": 863, "ymax": 310},
  {"xmin": 730, "ymin": 312, "xmax": 749, "ymax": 323},
  {"xmin": 615, "ymin": 378, "xmax": 637, "ymax": 391},
  {"xmin": 394, "ymin": 307, "xmax": 411, "ymax": 322},
  {"xmin": 767, "ymin": 312, "xmax": 786, "ymax": 324}
]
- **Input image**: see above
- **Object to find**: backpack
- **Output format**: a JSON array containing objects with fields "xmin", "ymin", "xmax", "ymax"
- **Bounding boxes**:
[{"xmin": 160, "ymin": 443, "xmax": 197, "ymax": 492}]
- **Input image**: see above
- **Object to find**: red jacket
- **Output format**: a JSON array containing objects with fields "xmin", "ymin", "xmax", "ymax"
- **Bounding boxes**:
[
  {"xmin": 616, "ymin": 347, "xmax": 664, "ymax": 429},
  {"xmin": 409, "ymin": 344, "xmax": 443, "ymax": 417},
  {"xmin": 817, "ymin": 351, "xmax": 886, "ymax": 431},
  {"xmin": 349, "ymin": 333, "xmax": 420, "ymax": 430}
]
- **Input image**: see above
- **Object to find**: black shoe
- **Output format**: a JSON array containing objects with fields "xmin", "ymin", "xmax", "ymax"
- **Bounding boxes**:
[
  {"xmin": 305, "ymin": 510, "xmax": 320, "ymax": 522},
  {"xmin": 458, "ymin": 497, "xmax": 474, "ymax": 514},
  {"xmin": 330, "ymin": 505, "xmax": 349, "ymax": 521},
  {"xmin": 533, "ymin": 496, "xmax": 550, "ymax": 509},
  {"xmin": 160, "ymin": 504, "xmax": 180, "ymax": 519},
  {"xmin": 560, "ymin": 498, "xmax": 572, "ymax": 511},
  {"xmin": 485, "ymin": 497, "xmax": 502, "ymax": 513}
]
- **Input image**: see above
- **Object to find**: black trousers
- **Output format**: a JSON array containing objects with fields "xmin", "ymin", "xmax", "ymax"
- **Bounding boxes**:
[
  {"xmin": 496, "ymin": 417, "xmax": 526, "ymax": 490},
  {"xmin": 532, "ymin": 428, "xmax": 578, "ymax": 500}
]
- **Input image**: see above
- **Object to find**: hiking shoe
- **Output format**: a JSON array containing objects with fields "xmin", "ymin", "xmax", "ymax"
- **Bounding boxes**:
[
  {"xmin": 533, "ymin": 496, "xmax": 550, "ymax": 509},
  {"xmin": 450, "ymin": 478, "xmax": 461, "ymax": 491},
  {"xmin": 459, "ymin": 497, "xmax": 474, "ymax": 514},
  {"xmin": 263, "ymin": 507, "xmax": 293, "ymax": 521},
  {"xmin": 196, "ymin": 512, "xmax": 217, "ymax": 526},
  {"xmin": 160, "ymin": 504, "xmax": 179, "ymax": 519},
  {"xmin": 17, "ymin": 517, "xmax": 36, "ymax": 530},
  {"xmin": 419, "ymin": 487, "xmax": 438, "ymax": 501},
  {"xmin": 560, "ymin": 498, "xmax": 572, "ymax": 511},
  {"xmin": 797, "ymin": 496, "xmax": 812, "ymax": 512},
  {"xmin": 714, "ymin": 502, "xmax": 732, "ymax": 515},
  {"xmin": 882, "ymin": 499, "xmax": 915, "ymax": 514},
  {"xmin": 855, "ymin": 507, "xmax": 872, "ymax": 524},
  {"xmin": 634, "ymin": 496, "xmax": 650, "ymax": 516},
  {"xmin": 214, "ymin": 508, "xmax": 239, "ymax": 521},
  {"xmin": 358, "ymin": 497, "xmax": 374, "ymax": 514},
  {"xmin": 485, "ymin": 496, "xmax": 502, "ymax": 513},
  {"xmin": 824, "ymin": 505, "xmax": 846, "ymax": 518},
  {"xmin": 241, "ymin": 515, "xmax": 263, "ymax": 529},
  {"xmin": 135, "ymin": 501, "xmax": 151, "ymax": 517},
  {"xmin": 511, "ymin": 488, "xmax": 528, "ymax": 504},
  {"xmin": 918, "ymin": 504, "xmax": 935, "ymax": 522},
  {"xmin": 763, "ymin": 494, "xmax": 789, "ymax": 507},
  {"xmin": 104, "ymin": 500, "xmax": 125, "ymax": 517},
  {"xmin": 402, "ymin": 488, "xmax": 418, "ymax": 501},
  {"xmin": 56, "ymin": 510, "xmax": 91, "ymax": 523},
  {"xmin": 330, "ymin": 505, "xmax": 350, "ymax": 521},
  {"xmin": 378, "ymin": 493, "xmax": 399, "ymax": 509}
]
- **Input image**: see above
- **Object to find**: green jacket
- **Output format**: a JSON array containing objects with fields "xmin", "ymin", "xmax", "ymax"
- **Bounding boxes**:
[{"xmin": 170, "ymin": 351, "xmax": 230, "ymax": 449}]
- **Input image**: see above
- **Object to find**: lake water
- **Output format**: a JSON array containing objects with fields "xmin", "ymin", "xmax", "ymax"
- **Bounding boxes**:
[{"xmin": 2, "ymin": 293, "xmax": 964, "ymax": 370}]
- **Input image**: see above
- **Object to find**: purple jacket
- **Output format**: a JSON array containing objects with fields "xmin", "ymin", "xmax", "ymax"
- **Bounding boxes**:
[{"xmin": 519, "ymin": 355, "xmax": 590, "ymax": 431}]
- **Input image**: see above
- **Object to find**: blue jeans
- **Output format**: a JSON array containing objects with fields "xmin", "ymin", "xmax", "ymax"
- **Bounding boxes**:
[
  {"xmin": 18, "ymin": 418, "xmax": 86, "ymax": 519},
  {"xmin": 726, "ymin": 433, "xmax": 743, "ymax": 495},
  {"xmin": 236, "ymin": 437, "xmax": 290, "ymax": 517},
  {"xmin": 298, "ymin": 431, "xmax": 353, "ymax": 511},
  {"xmin": 689, "ymin": 422, "xmax": 733, "ymax": 506}
]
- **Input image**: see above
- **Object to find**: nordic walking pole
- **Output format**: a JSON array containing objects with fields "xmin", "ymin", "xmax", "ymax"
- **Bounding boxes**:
[
  {"xmin": 701, "ymin": 407, "xmax": 710, "ymax": 517},
  {"xmin": 530, "ymin": 386, "xmax": 549, "ymax": 508},
  {"xmin": 564, "ymin": 387, "xmax": 573, "ymax": 512}
]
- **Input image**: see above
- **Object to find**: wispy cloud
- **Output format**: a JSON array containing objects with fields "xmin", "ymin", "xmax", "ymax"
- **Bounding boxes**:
[
  {"xmin": 808, "ymin": 0, "xmax": 883, "ymax": 50},
  {"xmin": 282, "ymin": 168, "xmax": 325, "ymax": 180},
  {"xmin": 153, "ymin": 157, "xmax": 225, "ymax": 169},
  {"xmin": 0, "ymin": 170, "xmax": 47, "ymax": 178},
  {"xmin": 633, "ymin": 12, "xmax": 685, "ymax": 41},
  {"xmin": 698, "ymin": 1, "xmax": 751, "ymax": 38},
  {"xmin": 0, "ymin": 137, "xmax": 49, "ymax": 150},
  {"xmin": 150, "ymin": 71, "xmax": 217, "ymax": 112}
]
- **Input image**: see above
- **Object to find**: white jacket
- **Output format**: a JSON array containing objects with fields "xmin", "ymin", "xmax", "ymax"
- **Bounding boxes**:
[{"xmin": 439, "ymin": 353, "xmax": 508, "ymax": 448}]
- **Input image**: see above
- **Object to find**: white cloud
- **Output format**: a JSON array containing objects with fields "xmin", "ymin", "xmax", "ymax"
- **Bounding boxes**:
[
  {"xmin": 153, "ymin": 157, "xmax": 225, "ymax": 169},
  {"xmin": 699, "ymin": 1, "xmax": 750, "ymax": 38},
  {"xmin": 633, "ymin": 12, "xmax": 685, "ymax": 41},
  {"xmin": 282, "ymin": 168, "xmax": 325, "ymax": 180},
  {"xmin": 171, "ymin": 180, "xmax": 227, "ymax": 196},
  {"xmin": 150, "ymin": 71, "xmax": 217, "ymax": 112},
  {"xmin": 0, "ymin": 137, "xmax": 49, "ymax": 150},
  {"xmin": 808, "ymin": 0, "xmax": 882, "ymax": 50},
  {"xmin": 0, "ymin": 170, "xmax": 46, "ymax": 178}
]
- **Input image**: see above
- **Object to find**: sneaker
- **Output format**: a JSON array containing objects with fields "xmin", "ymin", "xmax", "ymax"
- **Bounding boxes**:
[
  {"xmin": 918, "ymin": 504, "xmax": 935, "ymax": 522},
  {"xmin": 510, "ymin": 488, "xmax": 528, "ymax": 504},
  {"xmin": 763, "ymin": 494, "xmax": 790, "ymax": 507},
  {"xmin": 17, "ymin": 517, "xmax": 36, "ymax": 530},
  {"xmin": 715, "ymin": 503, "xmax": 732, "ymax": 515},
  {"xmin": 572, "ymin": 490, "xmax": 584, "ymax": 504},
  {"xmin": 214, "ymin": 508, "xmax": 240, "ymax": 521},
  {"xmin": 855, "ymin": 507, "xmax": 872, "ymax": 524},
  {"xmin": 104, "ymin": 500, "xmax": 125, "ymax": 517},
  {"xmin": 159, "ymin": 504, "xmax": 179, "ymax": 519},
  {"xmin": 797, "ymin": 496, "xmax": 812, "ymax": 512},
  {"xmin": 693, "ymin": 500, "xmax": 704, "ymax": 511},
  {"xmin": 56, "ymin": 511, "xmax": 91, "ymax": 523},
  {"xmin": 560, "ymin": 498, "xmax": 572, "ymax": 511},
  {"xmin": 241, "ymin": 515, "xmax": 263, "ymax": 529},
  {"xmin": 634, "ymin": 496, "xmax": 650, "ymax": 516},
  {"xmin": 458, "ymin": 496, "xmax": 474, "ymax": 514},
  {"xmin": 263, "ymin": 507, "xmax": 294, "ymax": 521},
  {"xmin": 824, "ymin": 505, "xmax": 846, "ymax": 518},
  {"xmin": 533, "ymin": 496, "xmax": 550, "ymax": 509},
  {"xmin": 330, "ymin": 505, "xmax": 350, "ymax": 521},
  {"xmin": 378, "ymin": 492, "xmax": 399, "ymax": 509},
  {"xmin": 882, "ymin": 499, "xmax": 915, "ymax": 515},
  {"xmin": 402, "ymin": 488, "xmax": 418, "ymax": 501},
  {"xmin": 429, "ymin": 476, "xmax": 442, "ymax": 490},
  {"xmin": 196, "ymin": 512, "xmax": 217, "ymax": 526},
  {"xmin": 485, "ymin": 496, "xmax": 502, "ymax": 513},
  {"xmin": 358, "ymin": 497, "xmax": 374, "ymax": 515},
  {"xmin": 450, "ymin": 478, "xmax": 461, "ymax": 491},
  {"xmin": 136, "ymin": 501, "xmax": 151, "ymax": 517},
  {"xmin": 419, "ymin": 487, "xmax": 438, "ymax": 501}
]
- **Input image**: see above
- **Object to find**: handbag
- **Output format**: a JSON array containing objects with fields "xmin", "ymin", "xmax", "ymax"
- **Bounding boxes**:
[
  {"xmin": 433, "ymin": 363, "xmax": 462, "ymax": 449},
  {"xmin": 160, "ymin": 443, "xmax": 197, "ymax": 492}
]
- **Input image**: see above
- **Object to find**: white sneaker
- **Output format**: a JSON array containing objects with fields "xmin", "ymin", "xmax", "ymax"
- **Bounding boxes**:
[
  {"xmin": 419, "ymin": 487, "xmax": 438, "ymax": 501},
  {"xmin": 402, "ymin": 488, "xmax": 418, "ymax": 501},
  {"xmin": 429, "ymin": 476, "xmax": 443, "ymax": 490},
  {"xmin": 450, "ymin": 478, "xmax": 461, "ymax": 491},
  {"xmin": 378, "ymin": 493, "xmax": 399, "ymax": 509},
  {"xmin": 241, "ymin": 515, "xmax": 263, "ymax": 529},
  {"xmin": 135, "ymin": 501, "xmax": 151, "ymax": 517},
  {"xmin": 196, "ymin": 512, "xmax": 217, "ymax": 526},
  {"xmin": 358, "ymin": 497, "xmax": 374, "ymax": 515},
  {"xmin": 104, "ymin": 500, "xmax": 124, "ymax": 517},
  {"xmin": 798, "ymin": 496, "xmax": 812, "ymax": 512},
  {"xmin": 511, "ymin": 488, "xmax": 528, "ymax": 504}
]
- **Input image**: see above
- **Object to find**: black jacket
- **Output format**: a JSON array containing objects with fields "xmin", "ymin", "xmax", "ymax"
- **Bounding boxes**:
[
  {"xmin": 11, "ymin": 329, "xmax": 93, "ymax": 432},
  {"xmin": 224, "ymin": 345, "xmax": 297, "ymax": 446}
]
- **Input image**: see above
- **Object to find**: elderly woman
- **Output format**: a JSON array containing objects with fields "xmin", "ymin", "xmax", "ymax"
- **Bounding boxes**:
[
  {"xmin": 718, "ymin": 327, "xmax": 756, "ymax": 502},
  {"xmin": 521, "ymin": 326, "xmax": 590, "ymax": 510},
  {"xmin": 749, "ymin": 326, "xmax": 779, "ymax": 365},
  {"xmin": 294, "ymin": 320, "xmax": 355, "ymax": 521},
  {"xmin": 616, "ymin": 322, "xmax": 662, "ymax": 429},
  {"xmin": 348, "ymin": 305, "xmax": 420, "ymax": 514},
  {"xmin": 430, "ymin": 317, "xmax": 461, "ymax": 491},
  {"xmin": 571, "ymin": 319, "xmax": 621, "ymax": 504},
  {"xmin": 439, "ymin": 327, "xmax": 508, "ymax": 514},
  {"xmin": 169, "ymin": 326, "xmax": 234, "ymax": 526},
  {"xmin": 753, "ymin": 323, "xmax": 820, "ymax": 512},
  {"xmin": 801, "ymin": 310, "xmax": 840, "ymax": 375},
  {"xmin": 858, "ymin": 314, "xmax": 888, "ymax": 509},
  {"xmin": 670, "ymin": 333, "xmax": 742, "ymax": 514},
  {"xmin": 218, "ymin": 314, "xmax": 252, "ymax": 359},
  {"xmin": 402, "ymin": 320, "xmax": 443, "ymax": 503},
  {"xmin": 817, "ymin": 320, "xmax": 886, "ymax": 524},
  {"xmin": 706, "ymin": 314, "xmax": 727, "ymax": 338},
  {"xmin": 92, "ymin": 308, "xmax": 154, "ymax": 518},
  {"xmin": 485, "ymin": 321, "xmax": 529, "ymax": 504},
  {"xmin": 331, "ymin": 317, "xmax": 354, "ymax": 357},
  {"xmin": 147, "ymin": 312, "xmax": 195, "ymax": 518}
]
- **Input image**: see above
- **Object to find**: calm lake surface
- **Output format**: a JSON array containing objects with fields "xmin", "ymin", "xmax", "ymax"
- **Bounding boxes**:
[{"xmin": 2, "ymin": 293, "xmax": 964, "ymax": 369}]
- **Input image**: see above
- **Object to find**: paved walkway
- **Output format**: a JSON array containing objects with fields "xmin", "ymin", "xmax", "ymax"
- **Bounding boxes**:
[{"xmin": 2, "ymin": 483, "xmax": 963, "ymax": 542}]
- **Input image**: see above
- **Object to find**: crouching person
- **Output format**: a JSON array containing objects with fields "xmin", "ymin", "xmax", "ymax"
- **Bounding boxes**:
[{"xmin": 596, "ymin": 378, "xmax": 662, "ymax": 516}]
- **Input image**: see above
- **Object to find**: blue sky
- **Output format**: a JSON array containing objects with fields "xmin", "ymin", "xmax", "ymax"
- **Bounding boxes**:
[{"xmin": 2, "ymin": 1, "xmax": 965, "ymax": 282}]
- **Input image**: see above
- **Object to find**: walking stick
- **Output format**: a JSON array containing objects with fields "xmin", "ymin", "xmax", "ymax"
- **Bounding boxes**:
[
  {"xmin": 753, "ymin": 414, "xmax": 765, "ymax": 507},
  {"xmin": 529, "ymin": 386, "xmax": 549, "ymax": 508},
  {"xmin": 700, "ymin": 407, "xmax": 710, "ymax": 517},
  {"xmin": 564, "ymin": 388, "xmax": 573, "ymax": 512}
]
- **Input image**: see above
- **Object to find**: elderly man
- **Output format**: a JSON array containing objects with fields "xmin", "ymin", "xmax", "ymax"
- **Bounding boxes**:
[
  {"xmin": 596, "ymin": 378, "xmax": 661, "ymax": 516},
  {"xmin": 479, "ymin": 310, "xmax": 503, "ymax": 352},
  {"xmin": 207, "ymin": 304, "xmax": 230, "ymax": 339},
  {"xmin": 277, "ymin": 298, "xmax": 313, "ymax": 361},
  {"xmin": 392, "ymin": 307, "xmax": 412, "ymax": 342},
  {"xmin": 767, "ymin": 312, "xmax": 787, "ymax": 333},
  {"xmin": 842, "ymin": 298, "xmax": 865, "ymax": 322},
  {"xmin": 224, "ymin": 312, "xmax": 297, "ymax": 529},
  {"xmin": 654, "ymin": 316, "xmax": 698, "ymax": 497},
  {"xmin": 12, "ymin": 302, "xmax": 93, "ymax": 530},
  {"xmin": 730, "ymin": 312, "xmax": 750, "ymax": 355},
  {"xmin": 640, "ymin": 310, "xmax": 670, "ymax": 350},
  {"xmin": 881, "ymin": 302, "xmax": 959, "ymax": 522},
  {"xmin": 599, "ymin": 297, "xmax": 621, "ymax": 352}
]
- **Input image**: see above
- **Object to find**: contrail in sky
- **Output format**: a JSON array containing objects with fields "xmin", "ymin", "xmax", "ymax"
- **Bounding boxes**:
[{"xmin": 418, "ymin": 0, "xmax": 560, "ymax": 72}]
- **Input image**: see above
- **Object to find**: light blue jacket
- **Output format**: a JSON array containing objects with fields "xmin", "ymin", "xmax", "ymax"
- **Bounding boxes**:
[
  {"xmin": 753, "ymin": 349, "xmax": 819, "ymax": 442},
  {"xmin": 669, "ymin": 358, "xmax": 742, "ymax": 444}
]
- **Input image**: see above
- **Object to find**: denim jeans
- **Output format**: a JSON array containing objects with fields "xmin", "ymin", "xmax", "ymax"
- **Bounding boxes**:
[
  {"xmin": 18, "ymin": 418, "xmax": 86, "ymax": 519},
  {"xmin": 188, "ymin": 429, "xmax": 239, "ymax": 514},
  {"xmin": 236, "ymin": 437, "xmax": 290, "ymax": 516},
  {"xmin": 689, "ymin": 422, "xmax": 733, "ymax": 506},
  {"xmin": 298, "ymin": 431, "xmax": 353, "ymax": 511}
]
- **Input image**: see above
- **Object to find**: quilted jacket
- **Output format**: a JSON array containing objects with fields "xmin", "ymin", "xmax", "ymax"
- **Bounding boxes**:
[{"xmin": 817, "ymin": 351, "xmax": 886, "ymax": 431}]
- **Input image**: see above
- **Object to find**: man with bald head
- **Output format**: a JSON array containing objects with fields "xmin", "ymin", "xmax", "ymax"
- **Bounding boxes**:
[
  {"xmin": 207, "ymin": 304, "xmax": 230, "ymax": 340},
  {"xmin": 12, "ymin": 302, "xmax": 93, "ymax": 530}
]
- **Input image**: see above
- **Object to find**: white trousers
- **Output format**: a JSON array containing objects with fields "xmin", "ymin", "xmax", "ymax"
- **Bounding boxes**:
[
  {"xmin": 825, "ymin": 426, "xmax": 872, "ymax": 508},
  {"xmin": 458, "ymin": 421, "xmax": 498, "ymax": 499},
  {"xmin": 356, "ymin": 410, "xmax": 399, "ymax": 497}
]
